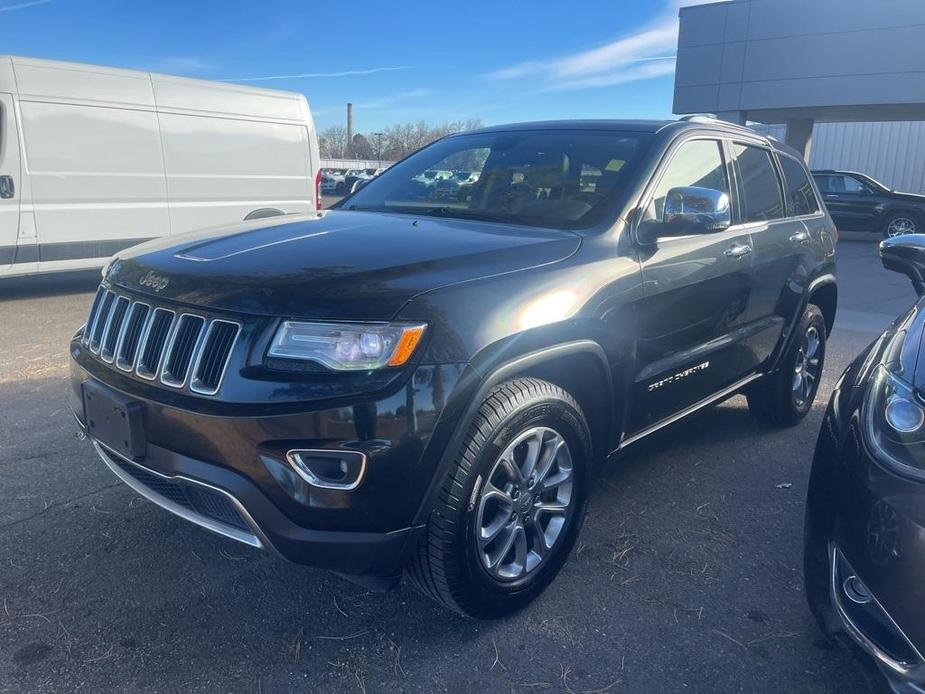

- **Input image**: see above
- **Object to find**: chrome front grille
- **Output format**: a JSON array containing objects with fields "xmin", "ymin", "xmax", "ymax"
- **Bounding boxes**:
[{"xmin": 83, "ymin": 286, "xmax": 241, "ymax": 396}]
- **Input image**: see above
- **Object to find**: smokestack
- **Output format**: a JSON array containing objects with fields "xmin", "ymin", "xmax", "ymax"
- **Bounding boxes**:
[{"xmin": 346, "ymin": 103, "xmax": 354, "ymax": 158}]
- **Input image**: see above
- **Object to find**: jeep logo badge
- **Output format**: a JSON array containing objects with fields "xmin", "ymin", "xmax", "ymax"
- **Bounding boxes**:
[{"xmin": 139, "ymin": 270, "xmax": 169, "ymax": 293}]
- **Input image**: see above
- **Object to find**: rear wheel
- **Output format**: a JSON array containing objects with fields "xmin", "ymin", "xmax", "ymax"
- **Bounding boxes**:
[
  {"xmin": 883, "ymin": 212, "xmax": 918, "ymax": 238},
  {"xmin": 405, "ymin": 378, "xmax": 592, "ymax": 618},
  {"xmin": 748, "ymin": 304, "xmax": 826, "ymax": 427}
]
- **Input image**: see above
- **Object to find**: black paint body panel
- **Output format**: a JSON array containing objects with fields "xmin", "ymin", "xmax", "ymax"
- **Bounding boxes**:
[{"xmin": 69, "ymin": 119, "xmax": 838, "ymax": 579}]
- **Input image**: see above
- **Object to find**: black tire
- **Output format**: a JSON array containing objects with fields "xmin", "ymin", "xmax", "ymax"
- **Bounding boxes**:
[
  {"xmin": 335, "ymin": 182, "xmax": 346, "ymax": 194},
  {"xmin": 748, "ymin": 304, "xmax": 826, "ymax": 427},
  {"xmin": 405, "ymin": 378, "xmax": 593, "ymax": 618},
  {"xmin": 882, "ymin": 211, "xmax": 919, "ymax": 239}
]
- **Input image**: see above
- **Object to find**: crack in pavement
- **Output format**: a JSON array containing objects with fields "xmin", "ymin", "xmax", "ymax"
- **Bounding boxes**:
[{"xmin": 0, "ymin": 482, "xmax": 124, "ymax": 532}]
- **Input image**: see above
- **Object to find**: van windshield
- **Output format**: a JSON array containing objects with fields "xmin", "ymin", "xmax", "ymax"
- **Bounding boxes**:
[{"xmin": 340, "ymin": 130, "xmax": 652, "ymax": 230}]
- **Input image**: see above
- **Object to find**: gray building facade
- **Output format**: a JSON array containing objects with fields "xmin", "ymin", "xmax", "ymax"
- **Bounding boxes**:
[{"xmin": 674, "ymin": 0, "xmax": 925, "ymax": 181}]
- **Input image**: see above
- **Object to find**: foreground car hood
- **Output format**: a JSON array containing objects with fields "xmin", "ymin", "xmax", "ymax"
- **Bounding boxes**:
[{"xmin": 107, "ymin": 211, "xmax": 581, "ymax": 319}]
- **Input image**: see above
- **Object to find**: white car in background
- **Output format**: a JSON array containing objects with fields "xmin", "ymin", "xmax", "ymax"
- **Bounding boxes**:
[{"xmin": 0, "ymin": 55, "xmax": 321, "ymax": 278}]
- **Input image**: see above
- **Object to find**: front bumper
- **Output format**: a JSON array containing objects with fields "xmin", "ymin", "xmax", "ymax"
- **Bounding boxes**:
[
  {"xmin": 808, "ymin": 393, "xmax": 925, "ymax": 689},
  {"xmin": 69, "ymin": 339, "xmax": 466, "ymax": 579}
]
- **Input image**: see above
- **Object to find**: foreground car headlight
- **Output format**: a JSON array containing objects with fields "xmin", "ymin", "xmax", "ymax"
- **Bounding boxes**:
[
  {"xmin": 863, "ymin": 366, "xmax": 925, "ymax": 480},
  {"xmin": 268, "ymin": 321, "xmax": 426, "ymax": 371}
]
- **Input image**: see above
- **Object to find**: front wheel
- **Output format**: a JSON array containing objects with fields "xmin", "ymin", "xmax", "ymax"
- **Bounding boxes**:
[
  {"xmin": 748, "ymin": 304, "xmax": 827, "ymax": 427},
  {"xmin": 405, "ymin": 378, "xmax": 592, "ymax": 618}
]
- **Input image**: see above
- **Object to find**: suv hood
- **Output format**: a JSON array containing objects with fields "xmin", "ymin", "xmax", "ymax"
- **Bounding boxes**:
[
  {"xmin": 890, "ymin": 190, "xmax": 925, "ymax": 204},
  {"xmin": 108, "ymin": 211, "xmax": 581, "ymax": 319}
]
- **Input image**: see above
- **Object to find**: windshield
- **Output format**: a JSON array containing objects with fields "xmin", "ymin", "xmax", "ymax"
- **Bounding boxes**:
[{"xmin": 340, "ymin": 130, "xmax": 652, "ymax": 229}]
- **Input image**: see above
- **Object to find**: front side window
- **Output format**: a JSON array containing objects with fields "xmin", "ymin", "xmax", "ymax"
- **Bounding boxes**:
[
  {"xmin": 644, "ymin": 139, "xmax": 729, "ymax": 223},
  {"xmin": 341, "ymin": 130, "xmax": 652, "ymax": 230},
  {"xmin": 731, "ymin": 144, "xmax": 784, "ymax": 223},
  {"xmin": 815, "ymin": 173, "xmax": 868, "ymax": 194},
  {"xmin": 779, "ymin": 155, "xmax": 820, "ymax": 216}
]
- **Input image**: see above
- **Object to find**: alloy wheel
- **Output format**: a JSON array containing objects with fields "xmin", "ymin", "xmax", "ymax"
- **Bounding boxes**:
[
  {"xmin": 887, "ymin": 217, "xmax": 917, "ymax": 237},
  {"xmin": 475, "ymin": 426, "xmax": 574, "ymax": 581},
  {"xmin": 793, "ymin": 325, "xmax": 822, "ymax": 408}
]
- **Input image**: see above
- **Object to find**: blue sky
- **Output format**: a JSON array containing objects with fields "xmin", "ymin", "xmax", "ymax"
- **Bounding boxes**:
[{"xmin": 0, "ymin": 0, "xmax": 702, "ymax": 132}]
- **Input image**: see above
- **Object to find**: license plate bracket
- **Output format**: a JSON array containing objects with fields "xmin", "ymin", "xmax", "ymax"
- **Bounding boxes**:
[{"xmin": 82, "ymin": 380, "xmax": 146, "ymax": 460}]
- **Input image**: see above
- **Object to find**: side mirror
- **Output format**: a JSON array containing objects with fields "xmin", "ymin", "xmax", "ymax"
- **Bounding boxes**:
[
  {"xmin": 636, "ymin": 186, "xmax": 731, "ymax": 245},
  {"xmin": 351, "ymin": 178, "xmax": 370, "ymax": 193},
  {"xmin": 880, "ymin": 234, "xmax": 925, "ymax": 296}
]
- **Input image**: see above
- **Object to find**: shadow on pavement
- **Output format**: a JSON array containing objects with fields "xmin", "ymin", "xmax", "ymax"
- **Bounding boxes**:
[{"xmin": 0, "ymin": 270, "xmax": 101, "ymax": 301}]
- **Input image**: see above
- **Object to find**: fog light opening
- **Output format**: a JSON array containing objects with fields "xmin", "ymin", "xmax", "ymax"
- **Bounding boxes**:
[
  {"xmin": 285, "ymin": 449, "xmax": 366, "ymax": 491},
  {"xmin": 843, "ymin": 574, "xmax": 873, "ymax": 605}
]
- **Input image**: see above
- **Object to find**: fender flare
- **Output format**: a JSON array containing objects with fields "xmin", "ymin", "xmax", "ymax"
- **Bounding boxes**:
[
  {"xmin": 411, "ymin": 339, "xmax": 613, "ymax": 526},
  {"xmin": 243, "ymin": 208, "xmax": 285, "ymax": 221},
  {"xmin": 769, "ymin": 272, "xmax": 837, "ymax": 373}
]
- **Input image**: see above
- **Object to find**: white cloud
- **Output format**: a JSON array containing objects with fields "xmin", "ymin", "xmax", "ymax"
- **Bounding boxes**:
[
  {"xmin": 311, "ymin": 88, "xmax": 431, "ymax": 118},
  {"xmin": 224, "ymin": 66, "xmax": 410, "ymax": 83},
  {"xmin": 356, "ymin": 88, "xmax": 431, "ymax": 110},
  {"xmin": 0, "ymin": 0, "xmax": 50, "ymax": 11},
  {"xmin": 542, "ymin": 58, "xmax": 677, "ymax": 92},
  {"xmin": 487, "ymin": 0, "xmax": 722, "ymax": 91}
]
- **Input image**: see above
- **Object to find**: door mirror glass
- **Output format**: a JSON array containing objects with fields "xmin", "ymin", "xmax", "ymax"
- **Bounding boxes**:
[
  {"xmin": 637, "ymin": 139, "xmax": 731, "ymax": 245},
  {"xmin": 637, "ymin": 186, "xmax": 730, "ymax": 243},
  {"xmin": 664, "ymin": 186, "xmax": 731, "ymax": 231}
]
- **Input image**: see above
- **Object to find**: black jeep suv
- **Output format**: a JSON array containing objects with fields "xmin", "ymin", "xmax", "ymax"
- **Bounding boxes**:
[
  {"xmin": 812, "ymin": 169, "xmax": 925, "ymax": 238},
  {"xmin": 69, "ymin": 118, "xmax": 838, "ymax": 618}
]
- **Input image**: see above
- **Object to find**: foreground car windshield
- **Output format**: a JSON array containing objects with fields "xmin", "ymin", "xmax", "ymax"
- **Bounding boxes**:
[{"xmin": 342, "ymin": 130, "xmax": 652, "ymax": 229}]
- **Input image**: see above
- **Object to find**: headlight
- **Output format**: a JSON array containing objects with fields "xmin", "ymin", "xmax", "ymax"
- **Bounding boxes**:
[
  {"xmin": 863, "ymin": 365, "xmax": 925, "ymax": 480},
  {"xmin": 268, "ymin": 321, "xmax": 426, "ymax": 371}
]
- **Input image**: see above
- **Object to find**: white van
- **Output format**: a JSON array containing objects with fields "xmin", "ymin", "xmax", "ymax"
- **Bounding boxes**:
[{"xmin": 0, "ymin": 55, "xmax": 321, "ymax": 278}]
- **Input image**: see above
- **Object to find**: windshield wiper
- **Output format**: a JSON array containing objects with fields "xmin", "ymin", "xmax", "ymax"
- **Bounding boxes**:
[{"xmin": 412, "ymin": 207, "xmax": 516, "ymax": 224}]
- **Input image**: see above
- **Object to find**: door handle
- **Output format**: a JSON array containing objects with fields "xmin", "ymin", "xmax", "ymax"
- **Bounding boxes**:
[
  {"xmin": 0, "ymin": 175, "xmax": 13, "ymax": 200},
  {"xmin": 789, "ymin": 230, "xmax": 810, "ymax": 243},
  {"xmin": 724, "ymin": 243, "xmax": 752, "ymax": 259}
]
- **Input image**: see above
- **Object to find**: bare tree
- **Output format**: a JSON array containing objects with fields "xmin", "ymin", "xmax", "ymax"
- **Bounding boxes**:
[
  {"xmin": 318, "ymin": 125, "xmax": 347, "ymax": 159},
  {"xmin": 320, "ymin": 119, "xmax": 483, "ymax": 163}
]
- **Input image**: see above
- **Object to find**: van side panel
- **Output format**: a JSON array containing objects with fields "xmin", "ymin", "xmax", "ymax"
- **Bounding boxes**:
[
  {"xmin": 19, "ymin": 101, "xmax": 169, "ymax": 257},
  {"xmin": 152, "ymin": 75, "xmax": 305, "ymax": 122},
  {"xmin": 13, "ymin": 58, "xmax": 169, "ymax": 265},
  {"xmin": 0, "ymin": 91, "xmax": 22, "ymax": 272},
  {"xmin": 158, "ymin": 114, "xmax": 311, "ymax": 234},
  {"xmin": 153, "ymin": 75, "xmax": 313, "ymax": 233}
]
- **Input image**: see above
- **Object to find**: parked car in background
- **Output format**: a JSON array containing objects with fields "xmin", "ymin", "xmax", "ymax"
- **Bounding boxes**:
[
  {"xmin": 345, "ymin": 168, "xmax": 386, "ymax": 194},
  {"xmin": 812, "ymin": 169, "xmax": 925, "ymax": 238},
  {"xmin": 70, "ymin": 118, "xmax": 837, "ymax": 618},
  {"xmin": 321, "ymin": 169, "xmax": 347, "ymax": 194},
  {"xmin": 805, "ymin": 235, "xmax": 925, "ymax": 691},
  {"xmin": 0, "ymin": 55, "xmax": 321, "ymax": 279},
  {"xmin": 413, "ymin": 169, "xmax": 454, "ymax": 185}
]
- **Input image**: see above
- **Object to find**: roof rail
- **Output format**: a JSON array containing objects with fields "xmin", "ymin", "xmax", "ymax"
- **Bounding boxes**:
[{"xmin": 676, "ymin": 114, "xmax": 776, "ymax": 140}]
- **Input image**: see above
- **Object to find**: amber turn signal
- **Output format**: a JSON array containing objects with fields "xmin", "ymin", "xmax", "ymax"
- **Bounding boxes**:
[{"xmin": 388, "ymin": 325, "xmax": 427, "ymax": 367}]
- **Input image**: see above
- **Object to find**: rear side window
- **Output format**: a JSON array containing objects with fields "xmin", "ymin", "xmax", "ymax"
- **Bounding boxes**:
[
  {"xmin": 779, "ymin": 156, "xmax": 820, "ymax": 216},
  {"xmin": 731, "ymin": 144, "xmax": 784, "ymax": 223}
]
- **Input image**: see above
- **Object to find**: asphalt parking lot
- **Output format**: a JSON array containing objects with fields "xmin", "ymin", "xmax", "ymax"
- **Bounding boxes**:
[{"xmin": 0, "ymin": 236, "xmax": 914, "ymax": 693}]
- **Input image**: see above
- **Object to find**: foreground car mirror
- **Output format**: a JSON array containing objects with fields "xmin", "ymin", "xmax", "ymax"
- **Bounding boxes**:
[
  {"xmin": 880, "ymin": 234, "xmax": 925, "ymax": 296},
  {"xmin": 636, "ymin": 186, "xmax": 731, "ymax": 245}
]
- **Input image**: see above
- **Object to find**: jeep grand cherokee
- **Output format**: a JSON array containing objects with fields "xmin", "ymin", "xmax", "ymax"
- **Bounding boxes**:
[{"xmin": 69, "ymin": 118, "xmax": 838, "ymax": 618}]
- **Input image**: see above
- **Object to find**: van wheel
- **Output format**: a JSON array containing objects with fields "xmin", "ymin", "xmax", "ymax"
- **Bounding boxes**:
[
  {"xmin": 747, "ymin": 304, "xmax": 826, "ymax": 427},
  {"xmin": 405, "ymin": 378, "xmax": 592, "ymax": 618}
]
